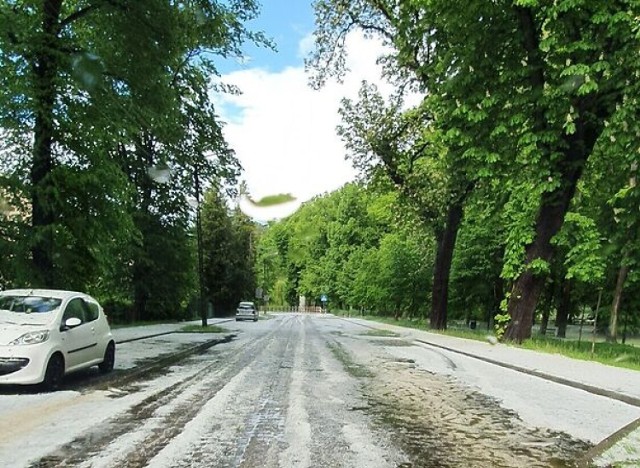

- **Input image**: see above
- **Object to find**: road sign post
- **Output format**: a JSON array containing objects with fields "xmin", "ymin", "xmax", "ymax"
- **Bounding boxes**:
[{"xmin": 320, "ymin": 294, "xmax": 328, "ymax": 313}]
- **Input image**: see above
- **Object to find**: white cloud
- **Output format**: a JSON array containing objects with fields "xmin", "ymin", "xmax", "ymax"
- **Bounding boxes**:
[
  {"xmin": 296, "ymin": 33, "xmax": 315, "ymax": 59},
  {"xmin": 213, "ymin": 32, "xmax": 400, "ymax": 202}
]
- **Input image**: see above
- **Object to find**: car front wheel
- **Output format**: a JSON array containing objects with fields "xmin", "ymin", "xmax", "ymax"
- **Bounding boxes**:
[
  {"xmin": 43, "ymin": 353, "xmax": 65, "ymax": 391},
  {"xmin": 99, "ymin": 342, "xmax": 115, "ymax": 373}
]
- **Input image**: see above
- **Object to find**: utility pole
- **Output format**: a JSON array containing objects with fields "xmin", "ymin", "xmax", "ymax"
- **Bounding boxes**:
[{"xmin": 194, "ymin": 162, "xmax": 206, "ymax": 327}]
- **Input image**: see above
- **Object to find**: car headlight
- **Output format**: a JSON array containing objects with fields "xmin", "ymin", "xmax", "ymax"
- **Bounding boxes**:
[{"xmin": 9, "ymin": 330, "xmax": 50, "ymax": 345}]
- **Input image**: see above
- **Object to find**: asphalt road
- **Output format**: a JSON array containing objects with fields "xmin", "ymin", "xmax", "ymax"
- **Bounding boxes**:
[{"xmin": 1, "ymin": 313, "xmax": 637, "ymax": 467}]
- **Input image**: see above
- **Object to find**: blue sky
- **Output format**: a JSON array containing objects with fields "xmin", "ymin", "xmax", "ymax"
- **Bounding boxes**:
[{"xmin": 220, "ymin": 1, "xmax": 315, "ymax": 74}]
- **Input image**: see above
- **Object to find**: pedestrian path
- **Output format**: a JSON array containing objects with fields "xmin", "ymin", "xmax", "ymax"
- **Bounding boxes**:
[
  {"xmin": 112, "ymin": 318, "xmax": 233, "ymax": 343},
  {"xmin": 345, "ymin": 317, "xmax": 640, "ymax": 404}
]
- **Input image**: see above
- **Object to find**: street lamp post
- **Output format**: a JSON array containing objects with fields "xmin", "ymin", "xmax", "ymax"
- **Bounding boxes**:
[{"xmin": 149, "ymin": 161, "xmax": 206, "ymax": 326}]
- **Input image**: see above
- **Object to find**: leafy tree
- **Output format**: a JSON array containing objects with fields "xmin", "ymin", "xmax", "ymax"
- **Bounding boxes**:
[
  {"xmin": 449, "ymin": 189, "xmax": 506, "ymax": 327},
  {"xmin": 228, "ymin": 208, "xmax": 258, "ymax": 306},
  {"xmin": 376, "ymin": 232, "xmax": 431, "ymax": 318},
  {"xmin": 256, "ymin": 183, "xmax": 433, "ymax": 318},
  {"xmin": 0, "ymin": 1, "xmax": 265, "ymax": 323},
  {"xmin": 201, "ymin": 189, "xmax": 257, "ymax": 316},
  {"xmin": 201, "ymin": 188, "xmax": 234, "ymax": 314},
  {"xmin": 337, "ymin": 83, "xmax": 464, "ymax": 328},
  {"xmin": 309, "ymin": 0, "xmax": 640, "ymax": 342}
]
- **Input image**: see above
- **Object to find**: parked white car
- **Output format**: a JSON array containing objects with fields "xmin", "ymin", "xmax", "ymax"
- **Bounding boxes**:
[
  {"xmin": 235, "ymin": 301, "xmax": 258, "ymax": 322},
  {"xmin": 0, "ymin": 289, "xmax": 115, "ymax": 390}
]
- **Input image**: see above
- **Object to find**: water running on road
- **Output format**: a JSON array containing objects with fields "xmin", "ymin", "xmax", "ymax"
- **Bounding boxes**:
[{"xmin": 24, "ymin": 314, "xmax": 593, "ymax": 467}]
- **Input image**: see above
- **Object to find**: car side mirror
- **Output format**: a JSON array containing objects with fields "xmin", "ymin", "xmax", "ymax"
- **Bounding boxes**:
[{"xmin": 62, "ymin": 317, "xmax": 82, "ymax": 330}]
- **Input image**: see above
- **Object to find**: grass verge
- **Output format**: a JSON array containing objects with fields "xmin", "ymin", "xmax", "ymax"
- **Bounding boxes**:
[
  {"xmin": 179, "ymin": 324, "xmax": 227, "ymax": 333},
  {"xmin": 110, "ymin": 320, "xmax": 185, "ymax": 329},
  {"xmin": 520, "ymin": 337, "xmax": 640, "ymax": 371}
]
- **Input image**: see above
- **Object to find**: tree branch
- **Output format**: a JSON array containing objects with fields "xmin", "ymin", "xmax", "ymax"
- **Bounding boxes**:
[
  {"xmin": 59, "ymin": 0, "xmax": 126, "ymax": 29},
  {"xmin": 170, "ymin": 49, "xmax": 197, "ymax": 87},
  {"xmin": 514, "ymin": 6, "xmax": 545, "ymax": 93},
  {"xmin": 59, "ymin": 4, "xmax": 101, "ymax": 29}
]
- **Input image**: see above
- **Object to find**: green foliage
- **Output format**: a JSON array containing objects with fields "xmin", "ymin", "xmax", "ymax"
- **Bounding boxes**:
[
  {"xmin": 500, "ymin": 182, "xmax": 541, "ymax": 280},
  {"xmin": 179, "ymin": 324, "xmax": 227, "ymax": 333},
  {"xmin": 309, "ymin": 0, "xmax": 640, "ymax": 340},
  {"xmin": 133, "ymin": 217, "xmax": 196, "ymax": 321},
  {"xmin": 494, "ymin": 313, "xmax": 511, "ymax": 341},
  {"xmin": 552, "ymin": 212, "xmax": 605, "ymax": 283},
  {"xmin": 256, "ymin": 183, "xmax": 433, "ymax": 316},
  {"xmin": 0, "ymin": 0, "xmax": 265, "ymax": 321},
  {"xmin": 201, "ymin": 190, "xmax": 257, "ymax": 316},
  {"xmin": 449, "ymin": 191, "xmax": 504, "ymax": 320}
]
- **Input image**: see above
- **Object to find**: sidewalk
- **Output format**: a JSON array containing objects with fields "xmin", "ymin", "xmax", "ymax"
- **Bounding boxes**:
[
  {"xmin": 343, "ymin": 317, "xmax": 640, "ymax": 467},
  {"xmin": 346, "ymin": 317, "xmax": 640, "ymax": 404},
  {"xmin": 112, "ymin": 318, "xmax": 233, "ymax": 343},
  {"xmin": 110, "ymin": 318, "xmax": 234, "ymax": 372}
]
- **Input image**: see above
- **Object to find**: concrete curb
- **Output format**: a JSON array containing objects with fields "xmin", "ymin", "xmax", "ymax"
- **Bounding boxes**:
[
  {"xmin": 336, "ymin": 316, "xmax": 640, "ymax": 408},
  {"xmin": 115, "ymin": 331, "xmax": 174, "ymax": 344},
  {"xmin": 577, "ymin": 416, "xmax": 640, "ymax": 467}
]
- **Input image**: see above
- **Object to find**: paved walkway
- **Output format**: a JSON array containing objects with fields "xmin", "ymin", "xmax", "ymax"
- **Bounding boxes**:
[
  {"xmin": 345, "ymin": 317, "xmax": 640, "ymax": 404},
  {"xmin": 111, "ymin": 318, "xmax": 233, "ymax": 343}
]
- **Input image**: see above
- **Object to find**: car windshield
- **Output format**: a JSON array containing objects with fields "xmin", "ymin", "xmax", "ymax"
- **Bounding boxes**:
[{"xmin": 0, "ymin": 296, "xmax": 62, "ymax": 315}]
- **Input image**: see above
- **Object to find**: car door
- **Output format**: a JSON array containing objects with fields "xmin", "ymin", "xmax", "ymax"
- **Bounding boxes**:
[
  {"xmin": 59, "ymin": 297, "xmax": 98, "ymax": 370},
  {"xmin": 83, "ymin": 299, "xmax": 105, "ymax": 362}
]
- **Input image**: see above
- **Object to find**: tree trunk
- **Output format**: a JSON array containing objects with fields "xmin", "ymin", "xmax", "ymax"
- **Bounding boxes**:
[
  {"xmin": 539, "ymin": 308, "xmax": 550, "ymax": 336},
  {"xmin": 430, "ymin": 199, "xmax": 464, "ymax": 329},
  {"xmin": 505, "ymin": 6, "xmax": 613, "ymax": 343},
  {"xmin": 608, "ymin": 263, "xmax": 629, "ymax": 343},
  {"xmin": 503, "ymin": 154, "xmax": 584, "ymax": 342},
  {"xmin": 489, "ymin": 276, "xmax": 504, "ymax": 331},
  {"xmin": 538, "ymin": 281, "xmax": 554, "ymax": 336},
  {"xmin": 31, "ymin": 0, "xmax": 63, "ymax": 287},
  {"xmin": 555, "ymin": 278, "xmax": 573, "ymax": 338},
  {"xmin": 609, "ymin": 165, "xmax": 634, "ymax": 342},
  {"xmin": 195, "ymin": 162, "xmax": 207, "ymax": 327},
  {"xmin": 503, "ymin": 88, "xmax": 606, "ymax": 343}
]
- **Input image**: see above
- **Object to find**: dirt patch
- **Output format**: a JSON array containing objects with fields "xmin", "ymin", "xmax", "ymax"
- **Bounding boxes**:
[
  {"xmin": 369, "ymin": 338, "xmax": 413, "ymax": 347},
  {"xmin": 360, "ymin": 329, "xmax": 401, "ymax": 338},
  {"xmin": 328, "ymin": 341, "xmax": 374, "ymax": 378},
  {"xmin": 334, "ymin": 336, "xmax": 591, "ymax": 468}
]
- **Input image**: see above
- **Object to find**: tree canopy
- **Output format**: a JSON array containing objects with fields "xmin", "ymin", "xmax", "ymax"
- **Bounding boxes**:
[
  {"xmin": 303, "ymin": 0, "xmax": 640, "ymax": 342},
  {"xmin": 0, "ymin": 0, "xmax": 264, "ymax": 321}
]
